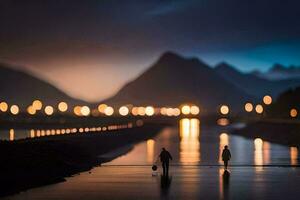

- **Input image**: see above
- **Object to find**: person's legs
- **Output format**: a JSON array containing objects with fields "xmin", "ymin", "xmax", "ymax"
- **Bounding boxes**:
[
  {"xmin": 166, "ymin": 161, "xmax": 169, "ymax": 175},
  {"xmin": 162, "ymin": 162, "xmax": 166, "ymax": 175},
  {"xmin": 224, "ymin": 160, "xmax": 228, "ymax": 170}
]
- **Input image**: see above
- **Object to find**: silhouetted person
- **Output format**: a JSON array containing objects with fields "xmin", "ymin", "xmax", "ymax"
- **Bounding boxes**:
[
  {"xmin": 222, "ymin": 145, "xmax": 231, "ymax": 170},
  {"xmin": 159, "ymin": 148, "xmax": 172, "ymax": 176}
]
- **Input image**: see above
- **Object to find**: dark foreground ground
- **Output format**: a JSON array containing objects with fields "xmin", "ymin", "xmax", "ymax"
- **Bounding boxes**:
[
  {"xmin": 4, "ymin": 166, "xmax": 300, "ymax": 200},
  {"xmin": 0, "ymin": 124, "xmax": 164, "ymax": 197}
]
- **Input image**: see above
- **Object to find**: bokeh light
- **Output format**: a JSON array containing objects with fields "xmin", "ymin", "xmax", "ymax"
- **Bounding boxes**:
[
  {"xmin": 137, "ymin": 107, "xmax": 146, "ymax": 116},
  {"xmin": 190, "ymin": 105, "xmax": 200, "ymax": 115},
  {"xmin": 104, "ymin": 106, "xmax": 114, "ymax": 116},
  {"xmin": 119, "ymin": 106, "xmax": 129, "ymax": 116},
  {"xmin": 27, "ymin": 105, "xmax": 36, "ymax": 115},
  {"xmin": 145, "ymin": 106, "xmax": 155, "ymax": 116},
  {"xmin": 0, "ymin": 102, "xmax": 8, "ymax": 112},
  {"xmin": 244, "ymin": 102, "xmax": 253, "ymax": 112},
  {"xmin": 44, "ymin": 106, "xmax": 54, "ymax": 115},
  {"xmin": 131, "ymin": 107, "xmax": 139, "ymax": 116},
  {"xmin": 220, "ymin": 105, "xmax": 229, "ymax": 115},
  {"xmin": 32, "ymin": 100, "xmax": 42, "ymax": 110},
  {"xmin": 290, "ymin": 108, "xmax": 298, "ymax": 118},
  {"xmin": 10, "ymin": 105, "xmax": 19, "ymax": 115},
  {"xmin": 263, "ymin": 95, "xmax": 272, "ymax": 105},
  {"xmin": 217, "ymin": 118, "xmax": 230, "ymax": 126},
  {"xmin": 254, "ymin": 138, "xmax": 263, "ymax": 147},
  {"xmin": 58, "ymin": 102, "xmax": 68, "ymax": 112},
  {"xmin": 98, "ymin": 104, "xmax": 108, "ymax": 113},
  {"xmin": 73, "ymin": 106, "xmax": 82, "ymax": 116},
  {"xmin": 160, "ymin": 107, "xmax": 167, "ymax": 115},
  {"xmin": 81, "ymin": 106, "xmax": 90, "ymax": 116},
  {"xmin": 181, "ymin": 105, "xmax": 191, "ymax": 115},
  {"xmin": 255, "ymin": 104, "xmax": 264, "ymax": 114},
  {"xmin": 173, "ymin": 108, "xmax": 181, "ymax": 116}
]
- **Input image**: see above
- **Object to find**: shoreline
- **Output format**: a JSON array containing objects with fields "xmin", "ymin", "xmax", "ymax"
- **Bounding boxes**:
[
  {"xmin": 0, "ymin": 123, "xmax": 165, "ymax": 197},
  {"xmin": 232, "ymin": 120, "xmax": 300, "ymax": 147}
]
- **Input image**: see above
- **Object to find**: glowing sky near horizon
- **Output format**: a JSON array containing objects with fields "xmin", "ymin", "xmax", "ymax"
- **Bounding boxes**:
[{"xmin": 0, "ymin": 0, "xmax": 300, "ymax": 102}]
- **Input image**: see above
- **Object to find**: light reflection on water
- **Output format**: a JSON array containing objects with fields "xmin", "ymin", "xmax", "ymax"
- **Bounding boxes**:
[
  {"xmin": 146, "ymin": 139, "xmax": 155, "ymax": 163},
  {"xmin": 290, "ymin": 147, "xmax": 298, "ymax": 165},
  {"xmin": 219, "ymin": 133, "xmax": 229, "ymax": 164},
  {"xmin": 179, "ymin": 118, "xmax": 200, "ymax": 164},
  {"xmin": 107, "ymin": 118, "xmax": 299, "ymax": 166}
]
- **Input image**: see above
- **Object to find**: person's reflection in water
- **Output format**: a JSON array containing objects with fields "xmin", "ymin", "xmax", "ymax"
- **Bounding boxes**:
[
  {"xmin": 222, "ymin": 170, "xmax": 230, "ymax": 200},
  {"xmin": 160, "ymin": 174, "xmax": 172, "ymax": 198},
  {"xmin": 159, "ymin": 148, "xmax": 173, "ymax": 176}
]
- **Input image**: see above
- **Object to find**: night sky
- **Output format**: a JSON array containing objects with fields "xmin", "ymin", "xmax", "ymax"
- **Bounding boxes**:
[{"xmin": 0, "ymin": 0, "xmax": 300, "ymax": 102}]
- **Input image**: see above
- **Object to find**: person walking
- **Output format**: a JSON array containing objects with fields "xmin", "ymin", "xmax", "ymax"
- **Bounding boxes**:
[
  {"xmin": 159, "ymin": 148, "xmax": 172, "ymax": 176},
  {"xmin": 222, "ymin": 145, "xmax": 231, "ymax": 170}
]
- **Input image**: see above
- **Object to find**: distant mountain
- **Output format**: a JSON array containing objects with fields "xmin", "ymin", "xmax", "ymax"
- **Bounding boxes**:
[
  {"xmin": 215, "ymin": 62, "xmax": 300, "ymax": 98},
  {"xmin": 252, "ymin": 63, "xmax": 300, "ymax": 80},
  {"xmin": 0, "ymin": 63, "xmax": 87, "ymax": 109},
  {"xmin": 103, "ymin": 52, "xmax": 253, "ymax": 113}
]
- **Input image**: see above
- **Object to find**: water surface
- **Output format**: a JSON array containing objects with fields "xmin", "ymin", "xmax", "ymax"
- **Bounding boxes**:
[{"xmin": 106, "ymin": 118, "xmax": 298, "ymax": 166}]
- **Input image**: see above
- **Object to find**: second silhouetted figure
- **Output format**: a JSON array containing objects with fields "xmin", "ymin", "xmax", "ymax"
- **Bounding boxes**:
[
  {"xmin": 222, "ymin": 145, "xmax": 231, "ymax": 170},
  {"xmin": 159, "ymin": 148, "xmax": 172, "ymax": 176}
]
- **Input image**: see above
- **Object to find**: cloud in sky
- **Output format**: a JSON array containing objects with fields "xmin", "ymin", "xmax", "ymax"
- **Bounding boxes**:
[{"xmin": 0, "ymin": 0, "xmax": 300, "ymax": 101}]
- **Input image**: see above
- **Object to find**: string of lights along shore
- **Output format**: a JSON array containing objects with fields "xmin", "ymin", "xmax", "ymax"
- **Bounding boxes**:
[{"xmin": 0, "ymin": 94, "xmax": 298, "ymax": 118}]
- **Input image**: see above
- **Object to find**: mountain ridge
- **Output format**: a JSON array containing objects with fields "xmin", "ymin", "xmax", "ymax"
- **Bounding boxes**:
[
  {"xmin": 0, "ymin": 63, "xmax": 87, "ymax": 109},
  {"xmin": 102, "ymin": 52, "xmax": 253, "ymax": 113}
]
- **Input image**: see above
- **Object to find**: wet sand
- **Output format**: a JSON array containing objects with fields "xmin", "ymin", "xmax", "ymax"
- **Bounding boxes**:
[{"xmin": 4, "ymin": 165, "xmax": 300, "ymax": 200}]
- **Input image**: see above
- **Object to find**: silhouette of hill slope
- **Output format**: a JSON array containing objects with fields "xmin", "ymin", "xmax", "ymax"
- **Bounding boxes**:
[
  {"xmin": 103, "ymin": 52, "xmax": 252, "ymax": 112},
  {"xmin": 0, "ymin": 63, "xmax": 87, "ymax": 108},
  {"xmin": 215, "ymin": 62, "xmax": 300, "ymax": 98},
  {"xmin": 266, "ymin": 87, "xmax": 300, "ymax": 118}
]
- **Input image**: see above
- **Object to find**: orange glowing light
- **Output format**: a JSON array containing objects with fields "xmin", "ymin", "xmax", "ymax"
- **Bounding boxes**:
[
  {"xmin": 217, "ymin": 118, "xmax": 230, "ymax": 126},
  {"xmin": 27, "ymin": 105, "xmax": 36, "ymax": 115},
  {"xmin": 255, "ymin": 104, "xmax": 263, "ymax": 114},
  {"xmin": 32, "ymin": 100, "xmax": 42, "ymax": 110},
  {"xmin": 166, "ymin": 108, "xmax": 173, "ymax": 116},
  {"xmin": 145, "ymin": 106, "xmax": 155, "ymax": 116},
  {"xmin": 220, "ymin": 105, "xmax": 229, "ymax": 115},
  {"xmin": 58, "ymin": 102, "xmax": 68, "ymax": 112},
  {"xmin": 104, "ymin": 106, "xmax": 114, "ymax": 116},
  {"xmin": 137, "ymin": 107, "xmax": 146, "ymax": 116},
  {"xmin": 181, "ymin": 105, "xmax": 191, "ymax": 115},
  {"xmin": 80, "ymin": 106, "xmax": 90, "ymax": 116},
  {"xmin": 254, "ymin": 138, "xmax": 263, "ymax": 147},
  {"xmin": 9, "ymin": 129, "xmax": 14, "ymax": 141},
  {"xmin": 131, "ymin": 107, "xmax": 139, "ymax": 116},
  {"xmin": 290, "ymin": 108, "xmax": 298, "ymax": 118},
  {"xmin": 10, "ymin": 105, "xmax": 19, "ymax": 115},
  {"xmin": 190, "ymin": 105, "xmax": 200, "ymax": 115},
  {"xmin": 244, "ymin": 102, "xmax": 253, "ymax": 112},
  {"xmin": 44, "ymin": 106, "xmax": 54, "ymax": 115},
  {"xmin": 73, "ymin": 106, "xmax": 82, "ymax": 116},
  {"xmin": 173, "ymin": 108, "xmax": 181, "ymax": 116},
  {"xmin": 263, "ymin": 95, "xmax": 272, "ymax": 105},
  {"xmin": 30, "ymin": 129, "xmax": 35, "ymax": 138},
  {"xmin": 290, "ymin": 147, "xmax": 298, "ymax": 165},
  {"xmin": 0, "ymin": 102, "xmax": 8, "ymax": 112},
  {"xmin": 98, "ymin": 104, "xmax": 108, "ymax": 113},
  {"xmin": 160, "ymin": 107, "xmax": 167, "ymax": 115},
  {"xmin": 119, "ymin": 106, "xmax": 129, "ymax": 116}
]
